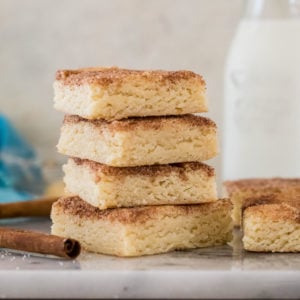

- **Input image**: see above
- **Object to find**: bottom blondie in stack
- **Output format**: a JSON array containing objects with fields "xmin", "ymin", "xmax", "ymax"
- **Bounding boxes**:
[
  {"xmin": 51, "ymin": 67, "xmax": 233, "ymax": 257},
  {"xmin": 52, "ymin": 196, "xmax": 232, "ymax": 256}
]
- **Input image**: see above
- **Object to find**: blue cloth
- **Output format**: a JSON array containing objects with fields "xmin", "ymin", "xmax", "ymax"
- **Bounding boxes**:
[{"xmin": 0, "ymin": 114, "xmax": 45, "ymax": 202}]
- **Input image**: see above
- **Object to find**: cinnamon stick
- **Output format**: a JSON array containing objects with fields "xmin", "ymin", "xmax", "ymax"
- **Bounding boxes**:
[
  {"xmin": 0, "ymin": 227, "xmax": 81, "ymax": 259},
  {"xmin": 0, "ymin": 197, "xmax": 58, "ymax": 219}
]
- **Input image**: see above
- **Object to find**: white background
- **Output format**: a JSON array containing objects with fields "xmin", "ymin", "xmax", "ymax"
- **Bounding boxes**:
[{"xmin": 0, "ymin": 0, "xmax": 243, "ymax": 186}]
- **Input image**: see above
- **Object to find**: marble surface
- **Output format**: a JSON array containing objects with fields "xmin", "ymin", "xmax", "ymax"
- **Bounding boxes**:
[{"xmin": 0, "ymin": 218, "xmax": 299, "ymax": 299}]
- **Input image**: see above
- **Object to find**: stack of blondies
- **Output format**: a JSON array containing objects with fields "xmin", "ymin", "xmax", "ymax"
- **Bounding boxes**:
[{"xmin": 51, "ymin": 67, "xmax": 232, "ymax": 257}]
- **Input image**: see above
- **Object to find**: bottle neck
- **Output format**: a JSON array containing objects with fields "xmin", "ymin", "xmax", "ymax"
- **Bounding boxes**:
[{"xmin": 243, "ymin": 0, "xmax": 300, "ymax": 19}]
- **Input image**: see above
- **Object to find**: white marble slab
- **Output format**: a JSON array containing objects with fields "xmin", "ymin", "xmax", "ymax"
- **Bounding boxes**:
[{"xmin": 0, "ymin": 218, "xmax": 299, "ymax": 299}]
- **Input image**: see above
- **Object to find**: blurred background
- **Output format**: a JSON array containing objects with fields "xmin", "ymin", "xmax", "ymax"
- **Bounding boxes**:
[{"xmin": 0, "ymin": 0, "xmax": 243, "ymax": 195}]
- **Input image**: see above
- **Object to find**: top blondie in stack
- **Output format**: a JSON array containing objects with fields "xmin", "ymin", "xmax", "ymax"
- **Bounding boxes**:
[{"xmin": 51, "ymin": 67, "xmax": 232, "ymax": 257}]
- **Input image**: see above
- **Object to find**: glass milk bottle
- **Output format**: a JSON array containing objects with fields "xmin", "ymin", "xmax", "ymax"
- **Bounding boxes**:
[{"xmin": 223, "ymin": 0, "xmax": 300, "ymax": 180}]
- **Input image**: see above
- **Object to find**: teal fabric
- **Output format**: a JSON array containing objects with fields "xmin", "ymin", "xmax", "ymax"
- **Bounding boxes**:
[{"xmin": 0, "ymin": 114, "xmax": 45, "ymax": 202}]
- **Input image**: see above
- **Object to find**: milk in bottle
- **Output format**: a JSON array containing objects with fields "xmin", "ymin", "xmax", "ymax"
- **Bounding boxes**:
[{"xmin": 223, "ymin": 0, "xmax": 300, "ymax": 179}]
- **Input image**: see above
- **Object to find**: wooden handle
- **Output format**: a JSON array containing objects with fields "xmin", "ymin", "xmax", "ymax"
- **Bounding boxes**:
[{"xmin": 0, "ymin": 197, "xmax": 58, "ymax": 219}]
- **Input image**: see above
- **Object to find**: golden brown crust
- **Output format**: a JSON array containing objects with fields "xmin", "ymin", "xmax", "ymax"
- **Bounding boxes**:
[
  {"xmin": 63, "ymin": 114, "xmax": 216, "ymax": 131},
  {"xmin": 242, "ymin": 194, "xmax": 300, "ymax": 223},
  {"xmin": 53, "ymin": 196, "xmax": 232, "ymax": 224},
  {"xmin": 244, "ymin": 202, "xmax": 300, "ymax": 224},
  {"xmin": 224, "ymin": 178, "xmax": 300, "ymax": 194},
  {"xmin": 71, "ymin": 157, "xmax": 215, "ymax": 178},
  {"xmin": 55, "ymin": 67, "xmax": 205, "ymax": 86},
  {"xmin": 242, "ymin": 195, "xmax": 280, "ymax": 211}
]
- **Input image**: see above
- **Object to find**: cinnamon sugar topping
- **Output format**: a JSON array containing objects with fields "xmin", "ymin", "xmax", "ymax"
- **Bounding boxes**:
[
  {"xmin": 63, "ymin": 114, "xmax": 216, "ymax": 131},
  {"xmin": 55, "ymin": 67, "xmax": 205, "ymax": 86},
  {"xmin": 224, "ymin": 178, "xmax": 300, "ymax": 194},
  {"xmin": 71, "ymin": 157, "xmax": 215, "ymax": 178},
  {"xmin": 54, "ymin": 196, "xmax": 231, "ymax": 224}
]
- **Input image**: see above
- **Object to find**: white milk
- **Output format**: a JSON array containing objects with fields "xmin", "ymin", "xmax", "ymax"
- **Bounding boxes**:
[{"xmin": 223, "ymin": 19, "xmax": 300, "ymax": 179}]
